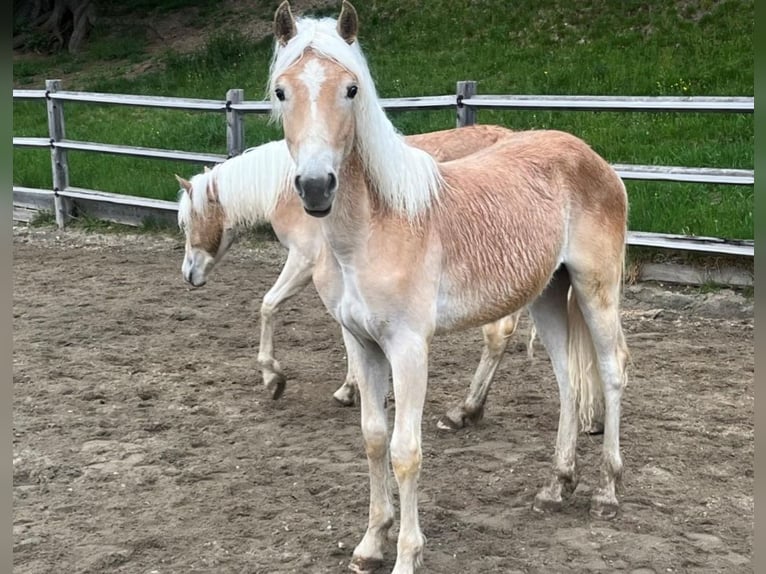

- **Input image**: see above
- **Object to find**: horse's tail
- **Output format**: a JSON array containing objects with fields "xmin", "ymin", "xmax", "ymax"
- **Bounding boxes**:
[
  {"xmin": 566, "ymin": 288, "xmax": 605, "ymax": 432},
  {"xmin": 527, "ymin": 322, "xmax": 537, "ymax": 360},
  {"xmin": 566, "ymin": 262, "xmax": 630, "ymax": 432}
]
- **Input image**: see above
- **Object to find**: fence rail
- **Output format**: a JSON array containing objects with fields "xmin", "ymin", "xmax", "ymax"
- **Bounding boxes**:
[
  {"xmin": 462, "ymin": 94, "xmax": 754, "ymax": 112},
  {"xmin": 16, "ymin": 89, "xmax": 753, "ymax": 112},
  {"xmin": 13, "ymin": 80, "xmax": 754, "ymax": 259}
]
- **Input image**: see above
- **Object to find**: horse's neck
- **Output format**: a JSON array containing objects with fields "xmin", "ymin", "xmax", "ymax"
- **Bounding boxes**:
[{"xmin": 215, "ymin": 140, "xmax": 294, "ymax": 228}]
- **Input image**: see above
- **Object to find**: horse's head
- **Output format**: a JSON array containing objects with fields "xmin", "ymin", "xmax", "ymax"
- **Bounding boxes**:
[
  {"xmin": 176, "ymin": 169, "xmax": 236, "ymax": 287},
  {"xmin": 270, "ymin": 1, "xmax": 361, "ymax": 217}
]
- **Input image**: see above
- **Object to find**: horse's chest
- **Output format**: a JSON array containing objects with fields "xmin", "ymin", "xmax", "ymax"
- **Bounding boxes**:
[
  {"xmin": 335, "ymin": 291, "xmax": 391, "ymax": 345},
  {"xmin": 333, "ymin": 270, "xmax": 389, "ymax": 342}
]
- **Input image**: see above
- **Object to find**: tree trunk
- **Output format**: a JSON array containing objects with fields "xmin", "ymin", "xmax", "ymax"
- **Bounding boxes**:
[
  {"xmin": 13, "ymin": 0, "xmax": 96, "ymax": 54},
  {"xmin": 67, "ymin": 0, "xmax": 96, "ymax": 53}
]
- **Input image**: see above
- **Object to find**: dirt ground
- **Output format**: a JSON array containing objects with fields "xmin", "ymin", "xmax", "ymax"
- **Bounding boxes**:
[{"xmin": 13, "ymin": 225, "xmax": 753, "ymax": 574}]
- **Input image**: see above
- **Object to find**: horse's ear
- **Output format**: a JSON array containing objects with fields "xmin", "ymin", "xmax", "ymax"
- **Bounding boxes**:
[
  {"xmin": 203, "ymin": 165, "xmax": 211, "ymax": 173},
  {"xmin": 274, "ymin": 1, "xmax": 297, "ymax": 46},
  {"xmin": 175, "ymin": 174, "xmax": 192, "ymax": 194},
  {"xmin": 337, "ymin": 1, "xmax": 358, "ymax": 44}
]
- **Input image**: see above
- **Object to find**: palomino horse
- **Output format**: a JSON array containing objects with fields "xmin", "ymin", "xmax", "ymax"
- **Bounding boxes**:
[
  {"xmin": 270, "ymin": 2, "xmax": 629, "ymax": 573},
  {"xmin": 176, "ymin": 125, "xmax": 533, "ymax": 428}
]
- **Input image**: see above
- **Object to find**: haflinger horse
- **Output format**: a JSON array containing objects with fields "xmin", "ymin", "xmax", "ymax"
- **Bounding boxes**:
[
  {"xmin": 269, "ymin": 2, "xmax": 629, "ymax": 573},
  {"xmin": 176, "ymin": 124, "xmax": 538, "ymax": 429}
]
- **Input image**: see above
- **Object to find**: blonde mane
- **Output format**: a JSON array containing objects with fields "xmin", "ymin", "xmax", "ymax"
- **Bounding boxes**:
[
  {"xmin": 268, "ymin": 16, "xmax": 443, "ymax": 219},
  {"xmin": 177, "ymin": 139, "xmax": 295, "ymax": 228}
]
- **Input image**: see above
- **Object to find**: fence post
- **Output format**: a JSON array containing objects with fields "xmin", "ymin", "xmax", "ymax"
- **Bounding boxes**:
[
  {"xmin": 46, "ymin": 79, "xmax": 72, "ymax": 227},
  {"xmin": 226, "ymin": 88, "xmax": 245, "ymax": 158},
  {"xmin": 456, "ymin": 80, "xmax": 477, "ymax": 127}
]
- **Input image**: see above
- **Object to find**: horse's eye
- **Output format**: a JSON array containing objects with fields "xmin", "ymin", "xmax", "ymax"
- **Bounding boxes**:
[
  {"xmin": 346, "ymin": 85, "xmax": 358, "ymax": 99},
  {"xmin": 275, "ymin": 88, "xmax": 286, "ymax": 101}
]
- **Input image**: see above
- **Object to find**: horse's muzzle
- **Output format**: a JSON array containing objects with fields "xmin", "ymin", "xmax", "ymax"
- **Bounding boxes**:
[
  {"xmin": 182, "ymin": 252, "xmax": 211, "ymax": 288},
  {"xmin": 295, "ymin": 173, "xmax": 336, "ymax": 216},
  {"xmin": 183, "ymin": 268, "xmax": 207, "ymax": 288}
]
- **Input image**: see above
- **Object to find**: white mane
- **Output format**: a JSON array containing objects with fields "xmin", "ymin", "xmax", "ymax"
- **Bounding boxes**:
[
  {"xmin": 177, "ymin": 139, "xmax": 295, "ymax": 229},
  {"xmin": 268, "ymin": 16, "xmax": 443, "ymax": 219}
]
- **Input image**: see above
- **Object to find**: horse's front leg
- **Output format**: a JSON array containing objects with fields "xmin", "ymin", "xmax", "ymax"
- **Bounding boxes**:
[
  {"xmin": 347, "ymin": 330, "xmax": 394, "ymax": 573},
  {"xmin": 386, "ymin": 334, "xmax": 430, "ymax": 574},
  {"xmin": 438, "ymin": 312, "xmax": 520, "ymax": 431},
  {"xmin": 257, "ymin": 248, "xmax": 313, "ymax": 399}
]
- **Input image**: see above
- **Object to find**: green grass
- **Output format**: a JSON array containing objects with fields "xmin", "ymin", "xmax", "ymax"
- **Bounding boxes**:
[{"xmin": 12, "ymin": 0, "xmax": 754, "ymax": 239}]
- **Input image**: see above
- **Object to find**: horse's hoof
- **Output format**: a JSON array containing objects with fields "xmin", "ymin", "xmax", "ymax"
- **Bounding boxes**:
[
  {"xmin": 590, "ymin": 498, "xmax": 619, "ymax": 520},
  {"xmin": 348, "ymin": 556, "xmax": 383, "ymax": 573},
  {"xmin": 532, "ymin": 493, "xmax": 562, "ymax": 513},
  {"xmin": 334, "ymin": 395, "xmax": 355, "ymax": 407},
  {"xmin": 437, "ymin": 404, "xmax": 484, "ymax": 432},
  {"xmin": 583, "ymin": 420, "xmax": 604, "ymax": 435},
  {"xmin": 265, "ymin": 373, "xmax": 286, "ymax": 400},
  {"xmin": 436, "ymin": 415, "xmax": 463, "ymax": 432},
  {"xmin": 437, "ymin": 405, "xmax": 468, "ymax": 431},
  {"xmin": 333, "ymin": 387, "xmax": 356, "ymax": 407}
]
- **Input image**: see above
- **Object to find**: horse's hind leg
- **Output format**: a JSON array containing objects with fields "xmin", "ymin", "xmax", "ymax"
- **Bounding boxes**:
[
  {"xmin": 257, "ymin": 248, "xmax": 314, "ymax": 399},
  {"xmin": 568, "ymin": 265, "xmax": 628, "ymax": 519},
  {"xmin": 529, "ymin": 267, "xmax": 581, "ymax": 513},
  {"xmin": 437, "ymin": 312, "xmax": 520, "ymax": 431},
  {"xmin": 332, "ymin": 329, "xmax": 358, "ymax": 406}
]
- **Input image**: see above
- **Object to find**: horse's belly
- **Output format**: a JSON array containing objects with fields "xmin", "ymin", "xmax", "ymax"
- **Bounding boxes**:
[
  {"xmin": 434, "ymin": 284, "xmax": 529, "ymax": 333},
  {"xmin": 434, "ymin": 246, "xmax": 563, "ymax": 333},
  {"xmin": 432, "ymin": 192, "xmax": 567, "ymax": 332}
]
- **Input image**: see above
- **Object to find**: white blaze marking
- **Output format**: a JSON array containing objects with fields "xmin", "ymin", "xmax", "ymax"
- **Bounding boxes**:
[
  {"xmin": 299, "ymin": 59, "xmax": 327, "ymax": 117},
  {"xmin": 293, "ymin": 58, "xmax": 338, "ymax": 179}
]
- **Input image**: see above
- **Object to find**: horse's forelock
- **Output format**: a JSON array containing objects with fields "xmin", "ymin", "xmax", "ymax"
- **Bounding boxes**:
[
  {"xmin": 268, "ymin": 16, "xmax": 373, "ymax": 115},
  {"xmin": 190, "ymin": 172, "xmax": 212, "ymax": 212},
  {"xmin": 178, "ymin": 171, "xmax": 213, "ymax": 227}
]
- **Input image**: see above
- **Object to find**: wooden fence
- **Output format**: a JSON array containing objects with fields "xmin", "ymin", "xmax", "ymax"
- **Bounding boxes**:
[{"xmin": 13, "ymin": 79, "xmax": 754, "ymax": 259}]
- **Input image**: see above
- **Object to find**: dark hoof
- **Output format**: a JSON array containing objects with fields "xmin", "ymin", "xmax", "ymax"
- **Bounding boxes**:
[
  {"xmin": 436, "ymin": 414, "xmax": 463, "ymax": 431},
  {"xmin": 334, "ymin": 395, "xmax": 355, "ymax": 407},
  {"xmin": 265, "ymin": 372, "xmax": 286, "ymax": 400},
  {"xmin": 532, "ymin": 494, "xmax": 563, "ymax": 513},
  {"xmin": 590, "ymin": 499, "xmax": 619, "ymax": 520},
  {"xmin": 437, "ymin": 405, "xmax": 483, "ymax": 432},
  {"xmin": 348, "ymin": 556, "xmax": 383, "ymax": 573},
  {"xmin": 583, "ymin": 420, "xmax": 604, "ymax": 435}
]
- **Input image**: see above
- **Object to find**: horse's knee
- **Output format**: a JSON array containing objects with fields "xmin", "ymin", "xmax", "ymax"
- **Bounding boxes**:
[
  {"xmin": 362, "ymin": 421, "xmax": 388, "ymax": 460},
  {"xmin": 390, "ymin": 437, "xmax": 421, "ymax": 480},
  {"xmin": 260, "ymin": 301, "xmax": 275, "ymax": 319}
]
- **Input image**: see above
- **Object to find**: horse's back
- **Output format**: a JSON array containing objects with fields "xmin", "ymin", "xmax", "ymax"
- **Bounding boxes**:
[
  {"xmin": 405, "ymin": 124, "xmax": 514, "ymax": 162},
  {"xmin": 439, "ymin": 128, "xmax": 627, "ymax": 255}
]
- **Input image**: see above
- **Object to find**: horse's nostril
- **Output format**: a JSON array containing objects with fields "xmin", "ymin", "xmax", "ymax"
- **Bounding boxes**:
[
  {"xmin": 327, "ymin": 172, "xmax": 336, "ymax": 191},
  {"xmin": 294, "ymin": 175, "xmax": 304, "ymax": 197}
]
